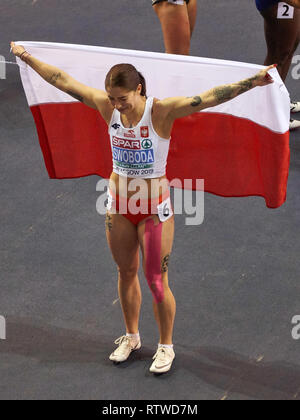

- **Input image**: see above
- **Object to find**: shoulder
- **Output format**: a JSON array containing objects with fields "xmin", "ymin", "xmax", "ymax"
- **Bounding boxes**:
[
  {"xmin": 151, "ymin": 97, "xmax": 170, "ymax": 119},
  {"xmin": 94, "ymin": 94, "xmax": 114, "ymax": 124}
]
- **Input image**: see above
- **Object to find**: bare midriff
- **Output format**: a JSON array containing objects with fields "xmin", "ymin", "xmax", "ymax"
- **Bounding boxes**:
[{"xmin": 109, "ymin": 172, "xmax": 170, "ymax": 199}]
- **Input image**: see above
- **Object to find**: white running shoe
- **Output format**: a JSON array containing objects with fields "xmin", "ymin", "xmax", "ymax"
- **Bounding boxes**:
[
  {"xmin": 289, "ymin": 119, "xmax": 300, "ymax": 131},
  {"xmin": 109, "ymin": 335, "xmax": 141, "ymax": 363},
  {"xmin": 149, "ymin": 347, "xmax": 175, "ymax": 374},
  {"xmin": 290, "ymin": 102, "xmax": 300, "ymax": 113}
]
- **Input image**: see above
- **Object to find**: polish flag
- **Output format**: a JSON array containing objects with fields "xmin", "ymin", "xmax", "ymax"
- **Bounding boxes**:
[{"xmin": 16, "ymin": 42, "xmax": 290, "ymax": 208}]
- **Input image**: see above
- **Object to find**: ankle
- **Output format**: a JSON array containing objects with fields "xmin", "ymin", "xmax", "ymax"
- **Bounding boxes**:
[
  {"xmin": 126, "ymin": 332, "xmax": 140, "ymax": 342},
  {"xmin": 158, "ymin": 343, "xmax": 173, "ymax": 349}
]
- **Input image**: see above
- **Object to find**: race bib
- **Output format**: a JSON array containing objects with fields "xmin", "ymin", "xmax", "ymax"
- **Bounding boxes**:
[
  {"xmin": 106, "ymin": 191, "xmax": 114, "ymax": 212},
  {"xmin": 157, "ymin": 197, "xmax": 173, "ymax": 223},
  {"xmin": 277, "ymin": 2, "xmax": 294, "ymax": 19}
]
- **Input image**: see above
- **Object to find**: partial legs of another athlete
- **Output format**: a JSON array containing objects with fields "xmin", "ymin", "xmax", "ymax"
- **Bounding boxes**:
[
  {"xmin": 260, "ymin": 3, "xmax": 300, "ymax": 129},
  {"xmin": 153, "ymin": 0, "xmax": 197, "ymax": 55}
]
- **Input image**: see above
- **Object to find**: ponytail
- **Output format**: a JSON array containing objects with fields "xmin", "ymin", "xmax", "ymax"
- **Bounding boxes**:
[{"xmin": 138, "ymin": 72, "xmax": 147, "ymax": 97}]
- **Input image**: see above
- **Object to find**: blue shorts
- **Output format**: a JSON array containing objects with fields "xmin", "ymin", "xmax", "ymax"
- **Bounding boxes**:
[
  {"xmin": 255, "ymin": 0, "xmax": 279, "ymax": 12},
  {"xmin": 152, "ymin": 0, "xmax": 190, "ymax": 6}
]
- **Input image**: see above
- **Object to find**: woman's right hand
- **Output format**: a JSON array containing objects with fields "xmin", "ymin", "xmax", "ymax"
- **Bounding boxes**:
[{"xmin": 10, "ymin": 41, "xmax": 26, "ymax": 58}]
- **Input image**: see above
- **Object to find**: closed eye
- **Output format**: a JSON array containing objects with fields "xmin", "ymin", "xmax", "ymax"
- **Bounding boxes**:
[{"xmin": 108, "ymin": 96, "xmax": 127, "ymax": 101}]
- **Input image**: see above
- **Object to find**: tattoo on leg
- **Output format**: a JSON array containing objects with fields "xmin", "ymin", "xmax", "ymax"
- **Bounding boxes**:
[
  {"xmin": 105, "ymin": 213, "xmax": 113, "ymax": 232},
  {"xmin": 161, "ymin": 254, "xmax": 170, "ymax": 273}
]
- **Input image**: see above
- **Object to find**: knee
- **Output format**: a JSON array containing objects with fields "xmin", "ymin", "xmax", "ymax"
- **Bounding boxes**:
[
  {"xmin": 118, "ymin": 266, "xmax": 138, "ymax": 282},
  {"xmin": 145, "ymin": 272, "xmax": 168, "ymax": 304}
]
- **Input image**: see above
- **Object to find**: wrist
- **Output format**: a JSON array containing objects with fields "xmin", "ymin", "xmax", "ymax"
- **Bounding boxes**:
[{"xmin": 19, "ymin": 51, "xmax": 31, "ymax": 64}]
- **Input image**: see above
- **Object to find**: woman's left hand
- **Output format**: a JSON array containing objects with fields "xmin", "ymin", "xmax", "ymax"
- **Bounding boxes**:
[{"xmin": 255, "ymin": 64, "xmax": 277, "ymax": 87}]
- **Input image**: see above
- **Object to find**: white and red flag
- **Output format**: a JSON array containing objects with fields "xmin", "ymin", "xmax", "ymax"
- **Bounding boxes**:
[{"xmin": 16, "ymin": 41, "xmax": 290, "ymax": 208}]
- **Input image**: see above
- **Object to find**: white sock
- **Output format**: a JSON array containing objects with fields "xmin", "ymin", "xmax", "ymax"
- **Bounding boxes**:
[
  {"xmin": 158, "ymin": 343, "xmax": 173, "ymax": 349},
  {"xmin": 126, "ymin": 332, "xmax": 140, "ymax": 342}
]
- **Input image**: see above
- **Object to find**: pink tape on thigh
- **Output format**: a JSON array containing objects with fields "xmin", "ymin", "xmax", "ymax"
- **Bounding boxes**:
[{"xmin": 144, "ymin": 218, "xmax": 164, "ymax": 303}]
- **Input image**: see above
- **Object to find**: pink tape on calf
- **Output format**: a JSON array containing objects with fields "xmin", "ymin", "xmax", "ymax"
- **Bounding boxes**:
[{"xmin": 144, "ymin": 218, "xmax": 164, "ymax": 303}]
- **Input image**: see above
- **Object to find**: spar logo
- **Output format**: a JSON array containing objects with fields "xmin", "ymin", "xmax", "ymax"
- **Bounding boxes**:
[
  {"xmin": 112, "ymin": 136, "xmax": 140, "ymax": 150},
  {"xmin": 142, "ymin": 139, "xmax": 152, "ymax": 149}
]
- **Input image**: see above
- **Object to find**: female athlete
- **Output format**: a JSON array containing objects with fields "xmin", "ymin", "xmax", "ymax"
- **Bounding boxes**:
[{"xmin": 10, "ymin": 41, "xmax": 275, "ymax": 374}]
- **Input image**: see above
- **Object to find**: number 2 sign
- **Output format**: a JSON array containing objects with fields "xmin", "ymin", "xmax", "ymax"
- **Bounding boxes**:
[{"xmin": 277, "ymin": 2, "xmax": 295, "ymax": 19}]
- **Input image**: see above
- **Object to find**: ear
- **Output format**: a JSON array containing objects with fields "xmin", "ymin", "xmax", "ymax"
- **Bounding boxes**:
[{"xmin": 136, "ymin": 84, "xmax": 142, "ymax": 95}]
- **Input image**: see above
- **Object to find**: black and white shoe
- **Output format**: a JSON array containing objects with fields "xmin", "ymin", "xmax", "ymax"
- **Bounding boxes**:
[
  {"xmin": 290, "ymin": 102, "xmax": 300, "ymax": 113},
  {"xmin": 289, "ymin": 119, "xmax": 300, "ymax": 130}
]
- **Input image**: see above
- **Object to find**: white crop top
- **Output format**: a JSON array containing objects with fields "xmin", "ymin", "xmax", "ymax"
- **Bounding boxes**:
[{"xmin": 108, "ymin": 97, "xmax": 170, "ymax": 179}]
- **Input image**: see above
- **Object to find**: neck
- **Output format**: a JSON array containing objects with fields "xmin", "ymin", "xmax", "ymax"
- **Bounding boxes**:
[{"xmin": 122, "ymin": 97, "xmax": 146, "ymax": 127}]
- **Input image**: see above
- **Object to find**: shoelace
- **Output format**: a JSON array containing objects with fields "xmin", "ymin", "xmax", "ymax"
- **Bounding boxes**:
[
  {"xmin": 114, "ymin": 335, "xmax": 130, "ymax": 346},
  {"xmin": 153, "ymin": 347, "xmax": 169, "ymax": 362}
]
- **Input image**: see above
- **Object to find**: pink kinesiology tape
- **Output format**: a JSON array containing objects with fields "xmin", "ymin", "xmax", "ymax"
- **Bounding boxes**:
[{"xmin": 144, "ymin": 218, "xmax": 164, "ymax": 303}]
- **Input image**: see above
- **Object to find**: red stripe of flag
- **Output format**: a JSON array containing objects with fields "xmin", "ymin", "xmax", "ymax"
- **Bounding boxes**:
[{"xmin": 31, "ymin": 102, "xmax": 290, "ymax": 208}]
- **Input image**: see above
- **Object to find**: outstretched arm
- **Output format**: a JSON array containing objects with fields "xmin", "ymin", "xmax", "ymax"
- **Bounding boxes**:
[
  {"xmin": 10, "ymin": 42, "xmax": 112, "ymax": 121},
  {"xmin": 160, "ymin": 65, "xmax": 276, "ymax": 121}
]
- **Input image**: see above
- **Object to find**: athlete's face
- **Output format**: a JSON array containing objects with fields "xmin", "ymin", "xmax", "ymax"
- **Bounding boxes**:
[{"xmin": 107, "ymin": 85, "xmax": 142, "ymax": 114}]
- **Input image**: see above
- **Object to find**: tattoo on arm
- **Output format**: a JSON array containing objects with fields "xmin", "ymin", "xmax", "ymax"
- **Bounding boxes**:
[
  {"xmin": 189, "ymin": 96, "xmax": 202, "ymax": 107},
  {"xmin": 213, "ymin": 75, "xmax": 259, "ymax": 104},
  {"xmin": 236, "ymin": 76, "xmax": 258, "ymax": 94},
  {"xmin": 213, "ymin": 85, "xmax": 235, "ymax": 102},
  {"xmin": 47, "ymin": 72, "xmax": 62, "ymax": 85},
  {"xmin": 66, "ymin": 91, "xmax": 84, "ymax": 103}
]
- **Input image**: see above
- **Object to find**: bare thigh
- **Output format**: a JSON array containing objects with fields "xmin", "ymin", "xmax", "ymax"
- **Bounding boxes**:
[
  {"xmin": 153, "ymin": 1, "xmax": 193, "ymax": 54},
  {"xmin": 187, "ymin": 0, "xmax": 197, "ymax": 35},
  {"xmin": 137, "ymin": 214, "xmax": 175, "ymax": 287},
  {"xmin": 105, "ymin": 212, "xmax": 140, "ymax": 274}
]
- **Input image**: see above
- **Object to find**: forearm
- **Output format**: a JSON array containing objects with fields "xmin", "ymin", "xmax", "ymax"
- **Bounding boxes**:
[
  {"xmin": 200, "ymin": 74, "xmax": 260, "ymax": 109},
  {"xmin": 166, "ymin": 65, "xmax": 274, "ymax": 120},
  {"xmin": 25, "ymin": 55, "xmax": 69, "ymax": 90}
]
